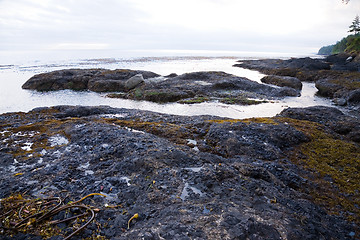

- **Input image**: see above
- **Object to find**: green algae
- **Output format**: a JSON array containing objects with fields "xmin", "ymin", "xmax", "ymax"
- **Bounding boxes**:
[
  {"xmin": 209, "ymin": 116, "xmax": 360, "ymax": 225},
  {"xmin": 277, "ymin": 117, "xmax": 360, "ymax": 224},
  {"xmin": 178, "ymin": 97, "xmax": 210, "ymax": 104},
  {"xmin": 102, "ymin": 118, "xmax": 196, "ymax": 145},
  {"xmin": 219, "ymin": 97, "xmax": 267, "ymax": 105},
  {"xmin": 207, "ymin": 117, "xmax": 278, "ymax": 125}
]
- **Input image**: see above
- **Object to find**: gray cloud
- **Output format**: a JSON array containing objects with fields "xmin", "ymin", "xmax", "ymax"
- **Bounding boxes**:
[{"xmin": 0, "ymin": 0, "xmax": 359, "ymax": 54}]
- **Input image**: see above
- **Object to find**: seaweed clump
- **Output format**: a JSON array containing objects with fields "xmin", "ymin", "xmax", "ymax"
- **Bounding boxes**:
[{"xmin": 0, "ymin": 193, "xmax": 106, "ymax": 239}]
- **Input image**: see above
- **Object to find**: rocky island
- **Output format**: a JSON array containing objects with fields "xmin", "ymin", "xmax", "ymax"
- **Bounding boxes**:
[
  {"xmin": 22, "ymin": 68, "xmax": 299, "ymax": 106},
  {"xmin": 1, "ymin": 54, "xmax": 359, "ymax": 239}
]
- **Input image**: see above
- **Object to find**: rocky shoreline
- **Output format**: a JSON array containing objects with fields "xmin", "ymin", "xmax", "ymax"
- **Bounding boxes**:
[
  {"xmin": 1, "ymin": 55, "xmax": 359, "ymax": 239},
  {"xmin": 0, "ymin": 105, "xmax": 359, "ymax": 239},
  {"xmin": 234, "ymin": 53, "xmax": 360, "ymax": 113}
]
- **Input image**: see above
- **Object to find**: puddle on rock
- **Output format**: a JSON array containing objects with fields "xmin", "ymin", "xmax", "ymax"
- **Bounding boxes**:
[{"xmin": 180, "ymin": 183, "xmax": 204, "ymax": 200}]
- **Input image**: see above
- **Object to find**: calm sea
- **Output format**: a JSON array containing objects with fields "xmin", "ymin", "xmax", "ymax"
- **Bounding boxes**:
[{"xmin": 0, "ymin": 49, "xmax": 332, "ymax": 118}]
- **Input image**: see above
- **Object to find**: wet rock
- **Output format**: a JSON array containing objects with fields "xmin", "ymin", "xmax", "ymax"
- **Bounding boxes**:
[
  {"xmin": 0, "ymin": 106, "xmax": 358, "ymax": 240},
  {"xmin": 22, "ymin": 69, "xmax": 160, "ymax": 92},
  {"xmin": 234, "ymin": 57, "xmax": 330, "ymax": 74},
  {"xmin": 326, "ymin": 53, "xmax": 360, "ymax": 71},
  {"xmin": 22, "ymin": 68, "xmax": 104, "ymax": 91},
  {"xmin": 278, "ymin": 106, "xmax": 346, "ymax": 124},
  {"xmin": 235, "ymin": 56, "xmax": 360, "ymax": 108},
  {"xmin": 315, "ymin": 79, "xmax": 343, "ymax": 97},
  {"xmin": 278, "ymin": 106, "xmax": 360, "ymax": 142},
  {"xmin": 335, "ymin": 97, "xmax": 347, "ymax": 106},
  {"xmin": 347, "ymin": 89, "xmax": 360, "ymax": 104},
  {"xmin": 165, "ymin": 73, "xmax": 178, "ymax": 78},
  {"xmin": 261, "ymin": 75, "xmax": 302, "ymax": 90},
  {"xmin": 24, "ymin": 69, "xmax": 302, "ymax": 105}
]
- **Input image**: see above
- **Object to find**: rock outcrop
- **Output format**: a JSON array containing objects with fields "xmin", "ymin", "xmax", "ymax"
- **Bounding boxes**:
[
  {"xmin": 23, "ymin": 69, "xmax": 301, "ymax": 105},
  {"xmin": 261, "ymin": 75, "xmax": 302, "ymax": 90},
  {"xmin": 0, "ymin": 105, "xmax": 358, "ymax": 239},
  {"xmin": 234, "ymin": 55, "xmax": 360, "ymax": 109},
  {"xmin": 117, "ymin": 71, "xmax": 300, "ymax": 104},
  {"xmin": 22, "ymin": 69, "xmax": 160, "ymax": 92}
]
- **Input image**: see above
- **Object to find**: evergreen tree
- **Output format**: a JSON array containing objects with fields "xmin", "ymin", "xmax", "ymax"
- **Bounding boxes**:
[
  {"xmin": 351, "ymin": 15, "xmax": 360, "ymax": 34},
  {"xmin": 349, "ymin": 15, "xmax": 360, "ymax": 35}
]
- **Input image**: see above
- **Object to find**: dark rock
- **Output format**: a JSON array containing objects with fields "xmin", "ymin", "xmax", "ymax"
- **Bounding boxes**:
[
  {"xmin": 22, "ymin": 68, "xmax": 104, "ymax": 91},
  {"xmin": 278, "ymin": 87, "xmax": 300, "ymax": 97},
  {"xmin": 278, "ymin": 106, "xmax": 360, "ymax": 142},
  {"xmin": 165, "ymin": 73, "xmax": 178, "ymax": 78},
  {"xmin": 142, "ymin": 90, "xmax": 194, "ymax": 103},
  {"xmin": 234, "ymin": 57, "xmax": 330, "ymax": 74},
  {"xmin": 88, "ymin": 79, "xmax": 127, "ymax": 92},
  {"xmin": 22, "ymin": 69, "xmax": 160, "ymax": 92},
  {"xmin": 286, "ymin": 57, "xmax": 331, "ymax": 71},
  {"xmin": 0, "ymin": 105, "xmax": 358, "ymax": 239},
  {"xmin": 120, "ymin": 71, "xmax": 300, "ymax": 104},
  {"xmin": 315, "ymin": 79, "xmax": 343, "ymax": 97},
  {"xmin": 261, "ymin": 75, "xmax": 302, "ymax": 90},
  {"xmin": 326, "ymin": 53, "xmax": 360, "ymax": 71},
  {"xmin": 235, "ymin": 56, "xmax": 360, "ymax": 108},
  {"xmin": 24, "ymin": 69, "xmax": 303, "ymax": 104},
  {"xmin": 204, "ymin": 119, "xmax": 308, "ymax": 160},
  {"xmin": 278, "ymin": 106, "xmax": 345, "ymax": 124},
  {"xmin": 325, "ymin": 53, "xmax": 352, "ymax": 65},
  {"xmin": 347, "ymin": 89, "xmax": 360, "ymax": 103}
]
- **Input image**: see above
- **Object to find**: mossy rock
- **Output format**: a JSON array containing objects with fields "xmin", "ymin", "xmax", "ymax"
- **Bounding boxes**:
[
  {"xmin": 261, "ymin": 75, "xmax": 302, "ymax": 90},
  {"xmin": 219, "ymin": 97, "xmax": 267, "ymax": 105},
  {"xmin": 178, "ymin": 96, "xmax": 210, "ymax": 104},
  {"xmin": 278, "ymin": 117, "xmax": 360, "ymax": 225},
  {"xmin": 143, "ymin": 90, "xmax": 192, "ymax": 103}
]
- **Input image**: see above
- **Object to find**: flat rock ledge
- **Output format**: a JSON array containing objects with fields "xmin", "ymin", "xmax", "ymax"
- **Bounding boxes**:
[{"xmin": 0, "ymin": 105, "xmax": 359, "ymax": 239}]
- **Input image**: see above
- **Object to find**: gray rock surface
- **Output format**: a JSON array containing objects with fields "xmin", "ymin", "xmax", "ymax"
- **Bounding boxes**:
[
  {"xmin": 0, "ymin": 105, "xmax": 358, "ymax": 239},
  {"xmin": 234, "ymin": 55, "xmax": 360, "ymax": 108},
  {"xmin": 23, "ymin": 69, "xmax": 301, "ymax": 104},
  {"xmin": 261, "ymin": 75, "xmax": 302, "ymax": 90},
  {"xmin": 124, "ymin": 74, "xmax": 144, "ymax": 90},
  {"xmin": 22, "ymin": 69, "xmax": 159, "ymax": 92}
]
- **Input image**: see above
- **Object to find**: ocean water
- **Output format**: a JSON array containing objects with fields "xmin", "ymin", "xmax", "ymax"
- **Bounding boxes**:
[{"xmin": 0, "ymin": 50, "xmax": 333, "ymax": 119}]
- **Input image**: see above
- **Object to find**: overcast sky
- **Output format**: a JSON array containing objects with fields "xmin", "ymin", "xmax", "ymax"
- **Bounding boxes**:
[{"xmin": 0, "ymin": 0, "xmax": 359, "ymax": 55}]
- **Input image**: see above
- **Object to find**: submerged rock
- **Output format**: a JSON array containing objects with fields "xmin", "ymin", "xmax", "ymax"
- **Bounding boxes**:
[{"xmin": 0, "ymin": 105, "xmax": 358, "ymax": 239}]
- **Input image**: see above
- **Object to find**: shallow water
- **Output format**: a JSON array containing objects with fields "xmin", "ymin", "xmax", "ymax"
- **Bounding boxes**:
[{"xmin": 0, "ymin": 55, "xmax": 334, "ymax": 118}]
